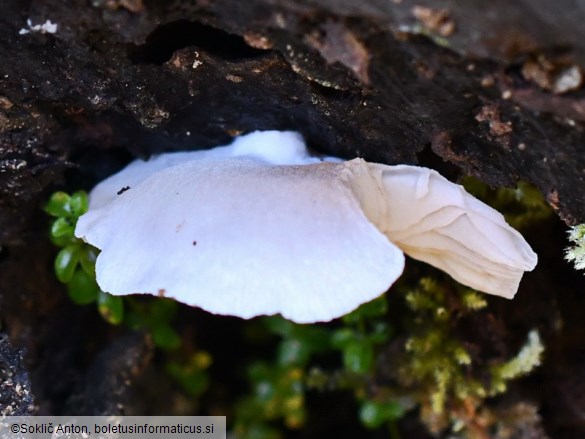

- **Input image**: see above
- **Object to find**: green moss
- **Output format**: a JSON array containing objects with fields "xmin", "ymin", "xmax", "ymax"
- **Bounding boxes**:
[
  {"xmin": 46, "ymin": 179, "xmax": 546, "ymax": 438},
  {"xmin": 234, "ymin": 297, "xmax": 396, "ymax": 438},
  {"xmin": 397, "ymin": 278, "xmax": 543, "ymax": 435},
  {"xmin": 490, "ymin": 330, "xmax": 543, "ymax": 396},
  {"xmin": 401, "ymin": 279, "xmax": 486, "ymax": 419},
  {"xmin": 232, "ymin": 276, "xmax": 544, "ymax": 439},
  {"xmin": 565, "ymin": 224, "xmax": 585, "ymax": 271},
  {"xmin": 233, "ymin": 316, "xmax": 330, "ymax": 438}
]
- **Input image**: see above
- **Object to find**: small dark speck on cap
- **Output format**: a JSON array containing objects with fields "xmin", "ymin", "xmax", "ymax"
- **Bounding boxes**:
[{"xmin": 117, "ymin": 186, "xmax": 131, "ymax": 195}]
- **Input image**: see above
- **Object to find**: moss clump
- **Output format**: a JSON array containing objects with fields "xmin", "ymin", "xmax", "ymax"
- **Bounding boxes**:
[
  {"xmin": 233, "ymin": 278, "xmax": 544, "ymax": 439},
  {"xmin": 490, "ymin": 330, "xmax": 543, "ymax": 395},
  {"xmin": 402, "ymin": 279, "xmax": 486, "ymax": 417},
  {"xmin": 565, "ymin": 224, "xmax": 585, "ymax": 271},
  {"xmin": 45, "ymin": 187, "xmax": 545, "ymax": 438},
  {"xmin": 398, "ymin": 278, "xmax": 544, "ymax": 436}
]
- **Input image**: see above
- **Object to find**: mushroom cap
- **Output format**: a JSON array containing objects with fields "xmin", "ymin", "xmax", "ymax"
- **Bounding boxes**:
[
  {"xmin": 76, "ymin": 130, "xmax": 538, "ymax": 322},
  {"xmin": 361, "ymin": 163, "xmax": 538, "ymax": 298},
  {"xmin": 76, "ymin": 144, "xmax": 405, "ymax": 323},
  {"xmin": 88, "ymin": 131, "xmax": 338, "ymax": 211}
]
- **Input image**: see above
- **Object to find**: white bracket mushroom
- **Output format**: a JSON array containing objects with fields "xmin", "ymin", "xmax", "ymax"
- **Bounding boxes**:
[{"xmin": 75, "ymin": 131, "xmax": 537, "ymax": 323}]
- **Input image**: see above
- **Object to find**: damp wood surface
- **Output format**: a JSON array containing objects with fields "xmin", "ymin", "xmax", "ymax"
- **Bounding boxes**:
[{"xmin": 1, "ymin": 1, "xmax": 585, "ymax": 438}]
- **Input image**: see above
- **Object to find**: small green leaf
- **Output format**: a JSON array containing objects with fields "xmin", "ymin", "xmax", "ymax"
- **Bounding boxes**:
[
  {"xmin": 343, "ymin": 296, "xmax": 387, "ymax": 324},
  {"xmin": 97, "ymin": 292, "xmax": 124, "ymax": 325},
  {"xmin": 67, "ymin": 269, "xmax": 99, "ymax": 304},
  {"xmin": 359, "ymin": 401, "xmax": 386, "ymax": 429},
  {"xmin": 70, "ymin": 191, "xmax": 89, "ymax": 217},
  {"xmin": 343, "ymin": 342, "xmax": 374, "ymax": 374},
  {"xmin": 79, "ymin": 246, "xmax": 99, "ymax": 278},
  {"xmin": 150, "ymin": 298, "xmax": 179, "ymax": 322},
  {"xmin": 290, "ymin": 326, "xmax": 331, "ymax": 352},
  {"xmin": 248, "ymin": 362, "xmax": 271, "ymax": 381},
  {"xmin": 151, "ymin": 324, "xmax": 182, "ymax": 350},
  {"xmin": 167, "ymin": 353, "xmax": 211, "ymax": 397},
  {"xmin": 277, "ymin": 339, "xmax": 310, "ymax": 366},
  {"xmin": 55, "ymin": 245, "xmax": 81, "ymax": 283},
  {"xmin": 51, "ymin": 217, "xmax": 75, "ymax": 239},
  {"xmin": 331, "ymin": 328, "xmax": 356, "ymax": 348},
  {"xmin": 254, "ymin": 380, "xmax": 276, "ymax": 402},
  {"xmin": 181, "ymin": 373, "xmax": 209, "ymax": 396},
  {"xmin": 367, "ymin": 322, "xmax": 392, "ymax": 344},
  {"xmin": 50, "ymin": 232, "xmax": 74, "ymax": 247},
  {"xmin": 262, "ymin": 316, "xmax": 294, "ymax": 336},
  {"xmin": 45, "ymin": 192, "xmax": 72, "ymax": 217},
  {"xmin": 359, "ymin": 400, "xmax": 404, "ymax": 429}
]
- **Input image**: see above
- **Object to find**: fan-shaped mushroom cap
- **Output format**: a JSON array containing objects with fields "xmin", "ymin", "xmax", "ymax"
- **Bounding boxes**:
[
  {"xmin": 358, "ymin": 163, "xmax": 538, "ymax": 298},
  {"xmin": 76, "ymin": 130, "xmax": 537, "ymax": 322},
  {"xmin": 76, "ymin": 151, "xmax": 405, "ymax": 323}
]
